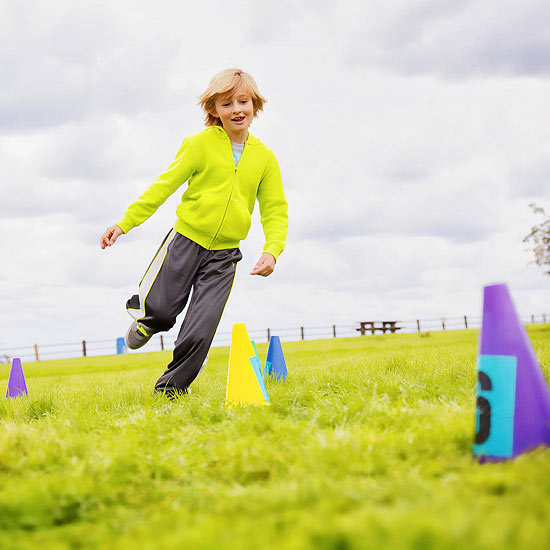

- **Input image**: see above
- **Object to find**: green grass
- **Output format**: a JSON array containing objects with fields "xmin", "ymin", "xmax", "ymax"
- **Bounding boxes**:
[{"xmin": 0, "ymin": 327, "xmax": 549, "ymax": 550}]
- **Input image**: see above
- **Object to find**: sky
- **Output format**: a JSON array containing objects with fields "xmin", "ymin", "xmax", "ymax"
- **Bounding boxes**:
[{"xmin": 1, "ymin": 0, "xmax": 549, "ymax": 359}]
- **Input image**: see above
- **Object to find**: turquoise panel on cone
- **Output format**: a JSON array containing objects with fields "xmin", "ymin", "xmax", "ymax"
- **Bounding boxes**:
[{"xmin": 474, "ymin": 355, "xmax": 517, "ymax": 459}]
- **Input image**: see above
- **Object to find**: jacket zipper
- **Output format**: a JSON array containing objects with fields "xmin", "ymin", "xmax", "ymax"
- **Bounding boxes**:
[{"xmin": 209, "ymin": 137, "xmax": 246, "ymax": 249}]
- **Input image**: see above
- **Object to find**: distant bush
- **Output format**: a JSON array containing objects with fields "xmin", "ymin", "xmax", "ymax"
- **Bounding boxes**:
[{"xmin": 524, "ymin": 204, "xmax": 550, "ymax": 276}]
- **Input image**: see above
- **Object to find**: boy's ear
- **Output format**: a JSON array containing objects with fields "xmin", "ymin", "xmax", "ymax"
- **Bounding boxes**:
[{"xmin": 208, "ymin": 106, "xmax": 218, "ymax": 118}]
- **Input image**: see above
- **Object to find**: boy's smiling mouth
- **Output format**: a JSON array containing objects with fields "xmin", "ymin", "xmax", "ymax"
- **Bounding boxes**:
[{"xmin": 232, "ymin": 116, "xmax": 245, "ymax": 122}]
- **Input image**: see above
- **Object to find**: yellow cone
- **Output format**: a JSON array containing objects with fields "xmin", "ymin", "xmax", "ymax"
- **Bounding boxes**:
[{"xmin": 225, "ymin": 323, "xmax": 270, "ymax": 407}]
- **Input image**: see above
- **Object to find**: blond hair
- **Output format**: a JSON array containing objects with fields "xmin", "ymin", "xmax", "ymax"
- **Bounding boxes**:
[{"xmin": 198, "ymin": 68, "xmax": 267, "ymax": 127}]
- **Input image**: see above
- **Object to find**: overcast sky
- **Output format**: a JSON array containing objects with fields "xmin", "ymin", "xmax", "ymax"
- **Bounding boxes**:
[{"xmin": 1, "ymin": 0, "xmax": 549, "ymax": 357}]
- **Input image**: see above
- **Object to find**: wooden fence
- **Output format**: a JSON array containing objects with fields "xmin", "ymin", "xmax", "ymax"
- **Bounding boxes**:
[{"xmin": 1, "ymin": 313, "xmax": 548, "ymax": 363}]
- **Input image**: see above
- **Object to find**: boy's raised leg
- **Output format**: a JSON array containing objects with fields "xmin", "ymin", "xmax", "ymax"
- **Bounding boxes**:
[{"xmin": 126, "ymin": 231, "xmax": 202, "ymax": 336}]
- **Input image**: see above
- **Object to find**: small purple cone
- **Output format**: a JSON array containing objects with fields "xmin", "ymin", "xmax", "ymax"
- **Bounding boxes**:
[
  {"xmin": 6, "ymin": 358, "xmax": 28, "ymax": 399},
  {"xmin": 265, "ymin": 336, "xmax": 288, "ymax": 381},
  {"xmin": 474, "ymin": 284, "xmax": 550, "ymax": 462}
]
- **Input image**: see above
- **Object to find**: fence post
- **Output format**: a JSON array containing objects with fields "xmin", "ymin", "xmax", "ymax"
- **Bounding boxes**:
[
  {"xmin": 441, "ymin": 318, "xmax": 446, "ymax": 331},
  {"xmin": 267, "ymin": 328, "xmax": 271, "ymax": 342},
  {"xmin": 544, "ymin": 314, "xmax": 547, "ymax": 323},
  {"xmin": 34, "ymin": 344, "xmax": 39, "ymax": 362},
  {"xmin": 332, "ymin": 324, "xmax": 336, "ymax": 338},
  {"xmin": 531, "ymin": 314, "xmax": 535, "ymax": 323},
  {"xmin": 82, "ymin": 340, "xmax": 87, "ymax": 357},
  {"xmin": 416, "ymin": 319, "xmax": 421, "ymax": 332},
  {"xmin": 464, "ymin": 315, "xmax": 468, "ymax": 329},
  {"xmin": 300, "ymin": 326, "xmax": 304, "ymax": 340},
  {"xmin": 160, "ymin": 335, "xmax": 164, "ymax": 351}
]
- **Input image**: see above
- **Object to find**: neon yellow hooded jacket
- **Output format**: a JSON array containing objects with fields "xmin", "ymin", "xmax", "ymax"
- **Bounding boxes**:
[{"xmin": 117, "ymin": 126, "xmax": 288, "ymax": 258}]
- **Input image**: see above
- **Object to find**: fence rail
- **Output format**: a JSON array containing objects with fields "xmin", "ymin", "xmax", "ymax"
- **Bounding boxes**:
[{"xmin": 1, "ymin": 314, "xmax": 548, "ymax": 364}]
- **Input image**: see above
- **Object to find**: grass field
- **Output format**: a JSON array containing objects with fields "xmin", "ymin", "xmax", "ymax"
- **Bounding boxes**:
[{"xmin": 0, "ymin": 327, "xmax": 549, "ymax": 550}]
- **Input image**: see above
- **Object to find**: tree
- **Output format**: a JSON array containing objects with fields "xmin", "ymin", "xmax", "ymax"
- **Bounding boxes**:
[{"xmin": 523, "ymin": 204, "xmax": 550, "ymax": 275}]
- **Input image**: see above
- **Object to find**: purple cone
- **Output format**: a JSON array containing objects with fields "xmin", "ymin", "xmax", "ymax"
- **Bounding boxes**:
[
  {"xmin": 6, "ymin": 357, "xmax": 28, "ymax": 398},
  {"xmin": 475, "ymin": 284, "xmax": 550, "ymax": 462}
]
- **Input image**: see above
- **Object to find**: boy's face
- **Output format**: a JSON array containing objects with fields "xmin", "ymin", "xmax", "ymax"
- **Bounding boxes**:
[{"xmin": 212, "ymin": 85, "xmax": 254, "ymax": 136}]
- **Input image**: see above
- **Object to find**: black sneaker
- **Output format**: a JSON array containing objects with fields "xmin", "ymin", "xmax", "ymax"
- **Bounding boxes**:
[{"xmin": 125, "ymin": 321, "xmax": 153, "ymax": 350}]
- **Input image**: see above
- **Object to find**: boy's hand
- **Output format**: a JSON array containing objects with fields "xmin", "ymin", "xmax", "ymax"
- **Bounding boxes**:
[
  {"xmin": 100, "ymin": 224, "xmax": 124, "ymax": 249},
  {"xmin": 250, "ymin": 252, "xmax": 276, "ymax": 277}
]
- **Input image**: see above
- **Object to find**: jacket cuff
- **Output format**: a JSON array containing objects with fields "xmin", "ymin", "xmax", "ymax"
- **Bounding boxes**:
[
  {"xmin": 263, "ymin": 243, "xmax": 284, "ymax": 260},
  {"xmin": 116, "ymin": 217, "xmax": 133, "ymax": 234}
]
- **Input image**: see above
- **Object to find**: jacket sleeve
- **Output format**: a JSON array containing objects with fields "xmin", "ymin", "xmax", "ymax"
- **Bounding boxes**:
[
  {"xmin": 257, "ymin": 153, "xmax": 288, "ymax": 259},
  {"xmin": 117, "ymin": 137, "xmax": 196, "ymax": 233}
]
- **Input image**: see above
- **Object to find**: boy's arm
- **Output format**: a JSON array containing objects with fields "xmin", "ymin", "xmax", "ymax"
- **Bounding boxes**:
[
  {"xmin": 117, "ymin": 137, "xmax": 196, "ymax": 233},
  {"xmin": 256, "ymin": 154, "xmax": 288, "ymax": 260}
]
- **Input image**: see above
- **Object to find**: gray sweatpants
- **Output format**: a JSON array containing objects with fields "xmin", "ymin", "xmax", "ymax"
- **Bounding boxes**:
[{"xmin": 126, "ymin": 230, "xmax": 242, "ymax": 395}]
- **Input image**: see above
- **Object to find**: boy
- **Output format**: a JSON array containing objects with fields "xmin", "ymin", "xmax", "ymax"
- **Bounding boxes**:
[{"xmin": 100, "ymin": 68, "xmax": 288, "ymax": 398}]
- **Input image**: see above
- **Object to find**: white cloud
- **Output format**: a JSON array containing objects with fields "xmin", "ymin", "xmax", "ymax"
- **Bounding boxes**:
[
  {"xmin": 344, "ymin": 0, "xmax": 550, "ymax": 77},
  {"xmin": 1, "ymin": 0, "xmax": 549, "ymax": 358}
]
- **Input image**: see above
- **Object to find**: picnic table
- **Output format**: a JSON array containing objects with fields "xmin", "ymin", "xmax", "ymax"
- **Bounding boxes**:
[{"xmin": 356, "ymin": 321, "xmax": 402, "ymax": 335}]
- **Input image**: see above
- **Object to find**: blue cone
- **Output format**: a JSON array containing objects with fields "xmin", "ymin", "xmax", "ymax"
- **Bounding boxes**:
[
  {"xmin": 6, "ymin": 358, "xmax": 28, "ymax": 398},
  {"xmin": 265, "ymin": 336, "xmax": 287, "ymax": 381}
]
